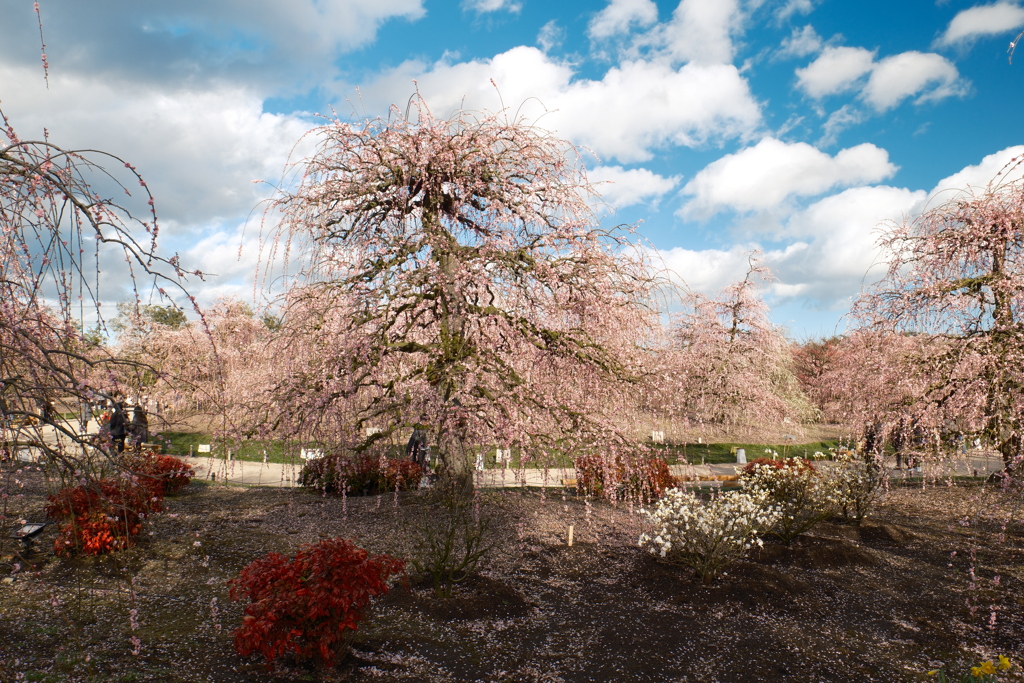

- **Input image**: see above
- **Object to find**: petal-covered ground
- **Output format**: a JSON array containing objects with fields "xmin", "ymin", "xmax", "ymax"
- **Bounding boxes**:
[{"xmin": 1, "ymin": 466, "xmax": 1023, "ymax": 682}]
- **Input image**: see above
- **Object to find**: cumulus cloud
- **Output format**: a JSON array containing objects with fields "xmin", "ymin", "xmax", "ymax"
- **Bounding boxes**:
[
  {"xmin": 929, "ymin": 145, "xmax": 1024, "ymax": 200},
  {"xmin": 352, "ymin": 46, "xmax": 762, "ymax": 163},
  {"xmin": 463, "ymin": 0, "xmax": 522, "ymax": 13},
  {"xmin": 770, "ymin": 186, "xmax": 926, "ymax": 306},
  {"xmin": 861, "ymin": 51, "xmax": 965, "ymax": 111},
  {"xmin": 680, "ymin": 138, "xmax": 897, "ymax": 218},
  {"xmin": 777, "ymin": 25, "xmax": 823, "ymax": 59},
  {"xmin": 588, "ymin": 0, "xmax": 659, "ymax": 39},
  {"xmin": 651, "ymin": 0, "xmax": 743, "ymax": 64},
  {"xmin": 587, "ymin": 166, "xmax": 681, "ymax": 209},
  {"xmin": 0, "ymin": 63, "xmax": 314, "ymax": 230},
  {"xmin": 797, "ymin": 46, "xmax": 967, "ymax": 112},
  {"xmin": 655, "ymin": 244, "xmax": 763, "ymax": 294},
  {"xmin": 796, "ymin": 46, "xmax": 876, "ymax": 98},
  {"xmin": 1, "ymin": 0, "xmax": 425, "ymax": 95},
  {"xmin": 666, "ymin": 148, "xmax": 1024, "ymax": 312},
  {"xmin": 658, "ymin": 184, "xmax": 924, "ymax": 309},
  {"xmin": 936, "ymin": 2, "xmax": 1024, "ymax": 47}
]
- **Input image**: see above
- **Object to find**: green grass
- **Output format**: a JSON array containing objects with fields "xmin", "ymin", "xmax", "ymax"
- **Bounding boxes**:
[
  {"xmin": 653, "ymin": 440, "xmax": 844, "ymax": 465},
  {"xmin": 153, "ymin": 431, "xmax": 846, "ymax": 468},
  {"xmin": 154, "ymin": 432, "xmax": 303, "ymax": 464}
]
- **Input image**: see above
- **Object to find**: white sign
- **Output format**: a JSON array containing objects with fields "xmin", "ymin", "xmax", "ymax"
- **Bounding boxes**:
[
  {"xmin": 365, "ymin": 427, "xmax": 382, "ymax": 436},
  {"xmin": 651, "ymin": 431, "xmax": 665, "ymax": 444},
  {"xmin": 301, "ymin": 448, "xmax": 324, "ymax": 461},
  {"xmin": 197, "ymin": 444, "xmax": 211, "ymax": 453}
]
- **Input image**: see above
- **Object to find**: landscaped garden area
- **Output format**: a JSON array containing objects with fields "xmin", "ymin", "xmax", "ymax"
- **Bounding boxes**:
[
  {"xmin": 5, "ymin": 78, "xmax": 1024, "ymax": 683},
  {"xmin": 3, "ymin": 458, "xmax": 1024, "ymax": 683}
]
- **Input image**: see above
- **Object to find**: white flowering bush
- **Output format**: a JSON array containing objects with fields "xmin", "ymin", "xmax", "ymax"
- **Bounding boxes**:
[
  {"xmin": 829, "ymin": 450, "xmax": 884, "ymax": 524},
  {"xmin": 639, "ymin": 489, "xmax": 780, "ymax": 584},
  {"xmin": 739, "ymin": 458, "xmax": 843, "ymax": 543}
]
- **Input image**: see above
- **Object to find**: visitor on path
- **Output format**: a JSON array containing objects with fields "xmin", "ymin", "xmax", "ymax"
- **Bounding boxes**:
[
  {"xmin": 407, "ymin": 417, "xmax": 429, "ymax": 471},
  {"xmin": 78, "ymin": 399, "xmax": 90, "ymax": 435},
  {"xmin": 39, "ymin": 398, "xmax": 55, "ymax": 425},
  {"xmin": 129, "ymin": 405, "xmax": 149, "ymax": 450},
  {"xmin": 108, "ymin": 399, "xmax": 127, "ymax": 453}
]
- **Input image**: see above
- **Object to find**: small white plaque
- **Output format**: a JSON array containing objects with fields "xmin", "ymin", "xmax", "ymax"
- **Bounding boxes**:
[
  {"xmin": 197, "ymin": 444, "xmax": 211, "ymax": 453},
  {"xmin": 301, "ymin": 448, "xmax": 324, "ymax": 461}
]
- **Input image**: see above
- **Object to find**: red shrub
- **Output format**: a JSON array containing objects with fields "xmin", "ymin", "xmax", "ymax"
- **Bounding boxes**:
[
  {"xmin": 300, "ymin": 453, "xmax": 422, "ymax": 495},
  {"xmin": 123, "ymin": 451, "xmax": 195, "ymax": 497},
  {"xmin": 575, "ymin": 453, "xmax": 675, "ymax": 500},
  {"xmin": 228, "ymin": 538, "xmax": 405, "ymax": 668},
  {"xmin": 45, "ymin": 478, "xmax": 159, "ymax": 555}
]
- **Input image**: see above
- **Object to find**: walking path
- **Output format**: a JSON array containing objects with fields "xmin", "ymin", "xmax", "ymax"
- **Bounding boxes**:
[
  {"xmin": 182, "ymin": 449, "xmax": 1007, "ymax": 489},
  {"xmin": 6, "ymin": 422, "xmax": 1008, "ymax": 490}
]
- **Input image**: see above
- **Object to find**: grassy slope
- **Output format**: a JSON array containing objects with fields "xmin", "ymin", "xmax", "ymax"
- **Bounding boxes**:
[{"xmin": 157, "ymin": 430, "xmax": 845, "ymax": 467}]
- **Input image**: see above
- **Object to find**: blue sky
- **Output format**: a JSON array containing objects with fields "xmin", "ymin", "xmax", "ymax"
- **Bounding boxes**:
[{"xmin": 2, "ymin": 0, "xmax": 1023, "ymax": 338}]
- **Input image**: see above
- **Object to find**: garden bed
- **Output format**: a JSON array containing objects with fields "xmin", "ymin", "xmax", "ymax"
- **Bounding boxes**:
[{"xmin": 1, "ymin": 465, "xmax": 1023, "ymax": 682}]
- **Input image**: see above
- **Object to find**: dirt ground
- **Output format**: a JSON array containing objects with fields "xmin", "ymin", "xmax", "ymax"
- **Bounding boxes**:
[{"xmin": 2, "ymin": 463, "xmax": 1024, "ymax": 683}]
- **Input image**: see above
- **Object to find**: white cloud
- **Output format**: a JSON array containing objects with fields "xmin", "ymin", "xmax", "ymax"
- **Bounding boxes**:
[
  {"xmin": 777, "ymin": 25, "xmax": 823, "ymax": 59},
  {"xmin": 936, "ymin": 2, "xmax": 1024, "ymax": 47},
  {"xmin": 587, "ymin": 166, "xmax": 681, "ymax": 209},
  {"xmin": 656, "ymin": 244, "xmax": 762, "ymax": 294},
  {"xmin": 817, "ymin": 104, "xmax": 865, "ymax": 146},
  {"xmin": 653, "ymin": 0, "xmax": 743, "ymax": 64},
  {"xmin": 0, "ymin": 0, "xmax": 426, "ymax": 95},
  {"xmin": 659, "ymin": 184, "xmax": 924, "ymax": 308},
  {"xmin": 352, "ymin": 46, "xmax": 762, "ymax": 164},
  {"xmin": 537, "ymin": 20, "xmax": 565, "ymax": 52},
  {"xmin": 588, "ymin": 0, "xmax": 659, "ymax": 39},
  {"xmin": 861, "ymin": 51, "xmax": 965, "ymax": 111},
  {"xmin": 0, "ymin": 63, "xmax": 314, "ymax": 229},
  {"xmin": 929, "ymin": 145, "xmax": 1024, "ymax": 199},
  {"xmin": 796, "ymin": 46, "xmax": 875, "ymax": 98},
  {"xmin": 771, "ymin": 186, "xmax": 926, "ymax": 306},
  {"xmin": 776, "ymin": 0, "xmax": 817, "ymax": 22},
  {"xmin": 462, "ymin": 0, "xmax": 522, "ymax": 13},
  {"xmin": 680, "ymin": 138, "xmax": 897, "ymax": 218},
  {"xmin": 797, "ymin": 46, "xmax": 967, "ymax": 111}
]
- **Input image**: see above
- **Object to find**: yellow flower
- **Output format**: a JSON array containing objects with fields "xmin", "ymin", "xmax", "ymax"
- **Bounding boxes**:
[
  {"xmin": 927, "ymin": 670, "xmax": 940, "ymax": 677},
  {"xmin": 980, "ymin": 660, "xmax": 997, "ymax": 675},
  {"xmin": 972, "ymin": 665, "xmax": 985, "ymax": 677},
  {"xmin": 999, "ymin": 655, "xmax": 1012, "ymax": 671}
]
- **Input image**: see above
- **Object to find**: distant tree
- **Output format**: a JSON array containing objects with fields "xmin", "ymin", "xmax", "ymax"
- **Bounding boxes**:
[
  {"xmin": 258, "ymin": 99, "xmax": 660, "ymax": 476},
  {"xmin": 854, "ymin": 163, "xmax": 1024, "ymax": 469},
  {"xmin": 795, "ymin": 331, "xmax": 931, "ymax": 445},
  {"xmin": 657, "ymin": 258, "xmax": 811, "ymax": 432},
  {"xmin": 120, "ymin": 299, "xmax": 273, "ymax": 424}
]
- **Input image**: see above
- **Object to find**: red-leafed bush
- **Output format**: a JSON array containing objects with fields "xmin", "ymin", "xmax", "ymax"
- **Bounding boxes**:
[
  {"xmin": 300, "ymin": 453, "xmax": 422, "ymax": 495},
  {"xmin": 45, "ymin": 478, "xmax": 160, "ymax": 555},
  {"xmin": 575, "ymin": 453, "xmax": 675, "ymax": 501},
  {"xmin": 228, "ymin": 538, "xmax": 405, "ymax": 668},
  {"xmin": 123, "ymin": 450, "xmax": 195, "ymax": 497}
]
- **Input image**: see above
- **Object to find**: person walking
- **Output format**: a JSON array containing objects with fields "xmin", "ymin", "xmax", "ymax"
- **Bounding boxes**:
[
  {"xmin": 108, "ymin": 399, "xmax": 127, "ymax": 453},
  {"xmin": 129, "ymin": 404, "xmax": 149, "ymax": 451},
  {"xmin": 406, "ymin": 416, "xmax": 429, "ymax": 471}
]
